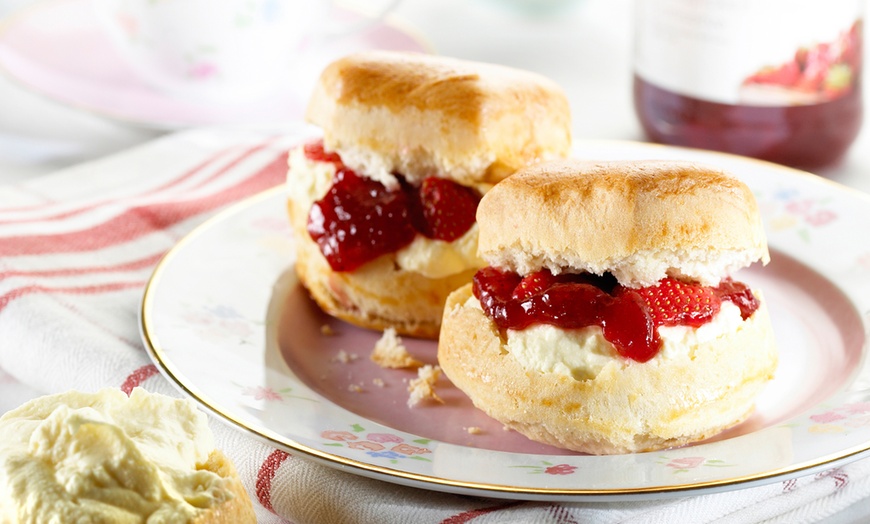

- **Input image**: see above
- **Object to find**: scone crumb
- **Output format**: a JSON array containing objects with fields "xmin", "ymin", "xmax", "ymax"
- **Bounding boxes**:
[
  {"xmin": 372, "ymin": 378, "xmax": 385, "ymax": 387},
  {"xmin": 407, "ymin": 365, "xmax": 443, "ymax": 407},
  {"xmin": 321, "ymin": 324, "xmax": 336, "ymax": 336},
  {"xmin": 466, "ymin": 426, "xmax": 483, "ymax": 435},
  {"xmin": 371, "ymin": 328, "xmax": 422, "ymax": 369},
  {"xmin": 348, "ymin": 383, "xmax": 363, "ymax": 393},
  {"xmin": 333, "ymin": 350, "xmax": 358, "ymax": 364}
]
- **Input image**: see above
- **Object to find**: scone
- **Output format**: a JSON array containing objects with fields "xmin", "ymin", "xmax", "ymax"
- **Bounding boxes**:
[
  {"xmin": 438, "ymin": 159, "xmax": 778, "ymax": 454},
  {"xmin": 0, "ymin": 388, "xmax": 255, "ymax": 523},
  {"xmin": 287, "ymin": 51, "xmax": 572, "ymax": 338}
]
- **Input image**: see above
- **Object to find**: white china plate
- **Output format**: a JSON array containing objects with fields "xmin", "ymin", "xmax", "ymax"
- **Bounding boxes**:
[
  {"xmin": 0, "ymin": 0, "xmax": 430, "ymax": 129},
  {"xmin": 141, "ymin": 140, "xmax": 870, "ymax": 501}
]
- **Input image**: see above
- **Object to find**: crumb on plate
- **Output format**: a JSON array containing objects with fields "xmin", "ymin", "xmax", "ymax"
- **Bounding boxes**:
[
  {"xmin": 407, "ymin": 365, "xmax": 443, "ymax": 407},
  {"xmin": 332, "ymin": 350, "xmax": 358, "ymax": 364},
  {"xmin": 371, "ymin": 328, "xmax": 422, "ymax": 369}
]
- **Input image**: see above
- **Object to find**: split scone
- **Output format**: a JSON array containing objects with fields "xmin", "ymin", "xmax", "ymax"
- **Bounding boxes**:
[
  {"xmin": 438, "ymin": 159, "xmax": 778, "ymax": 454},
  {"xmin": 287, "ymin": 51, "xmax": 572, "ymax": 338}
]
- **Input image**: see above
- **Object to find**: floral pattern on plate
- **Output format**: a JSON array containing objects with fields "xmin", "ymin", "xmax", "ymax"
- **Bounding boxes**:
[
  {"xmin": 322, "ymin": 425, "xmax": 433, "ymax": 465},
  {"xmin": 142, "ymin": 138, "xmax": 870, "ymax": 500}
]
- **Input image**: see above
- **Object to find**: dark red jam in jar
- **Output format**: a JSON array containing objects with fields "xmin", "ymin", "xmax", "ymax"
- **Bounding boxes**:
[
  {"xmin": 302, "ymin": 141, "xmax": 481, "ymax": 272},
  {"xmin": 472, "ymin": 267, "xmax": 759, "ymax": 363},
  {"xmin": 633, "ymin": 1, "xmax": 863, "ymax": 171}
]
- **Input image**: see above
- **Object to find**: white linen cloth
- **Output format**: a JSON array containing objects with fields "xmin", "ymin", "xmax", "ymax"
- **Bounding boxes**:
[{"xmin": 0, "ymin": 124, "xmax": 867, "ymax": 523}]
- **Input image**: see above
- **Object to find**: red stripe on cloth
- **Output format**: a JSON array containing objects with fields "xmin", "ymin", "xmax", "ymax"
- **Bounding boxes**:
[
  {"xmin": 0, "ymin": 141, "xmax": 271, "ymax": 218},
  {"xmin": 120, "ymin": 364, "xmax": 159, "ymax": 395},
  {"xmin": 0, "ymin": 151, "xmax": 287, "ymax": 256},
  {"xmin": 0, "ymin": 281, "xmax": 145, "ymax": 314},
  {"xmin": 440, "ymin": 501, "xmax": 524, "ymax": 524},
  {"xmin": 0, "ymin": 252, "xmax": 165, "ymax": 279},
  {"xmin": 816, "ymin": 467, "xmax": 849, "ymax": 489},
  {"xmin": 183, "ymin": 141, "xmax": 279, "ymax": 192},
  {"xmin": 547, "ymin": 505, "xmax": 579, "ymax": 523},
  {"xmin": 256, "ymin": 449, "xmax": 292, "ymax": 512}
]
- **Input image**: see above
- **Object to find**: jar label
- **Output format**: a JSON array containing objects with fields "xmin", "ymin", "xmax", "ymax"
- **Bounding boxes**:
[{"xmin": 634, "ymin": 0, "xmax": 863, "ymax": 106}]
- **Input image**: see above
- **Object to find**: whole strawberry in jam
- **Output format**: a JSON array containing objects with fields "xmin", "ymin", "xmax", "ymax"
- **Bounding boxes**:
[
  {"xmin": 408, "ymin": 177, "xmax": 480, "ymax": 242},
  {"xmin": 307, "ymin": 169, "xmax": 416, "ymax": 272},
  {"xmin": 302, "ymin": 141, "xmax": 482, "ymax": 271},
  {"xmin": 625, "ymin": 278, "xmax": 722, "ymax": 328},
  {"xmin": 512, "ymin": 270, "xmax": 567, "ymax": 300}
]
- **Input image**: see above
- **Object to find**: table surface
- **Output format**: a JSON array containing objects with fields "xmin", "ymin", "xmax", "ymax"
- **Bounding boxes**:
[{"xmin": 1, "ymin": 0, "xmax": 868, "ymax": 521}]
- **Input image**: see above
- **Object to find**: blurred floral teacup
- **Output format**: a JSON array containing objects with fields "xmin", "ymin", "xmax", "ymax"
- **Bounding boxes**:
[{"xmin": 92, "ymin": 0, "xmax": 399, "ymax": 101}]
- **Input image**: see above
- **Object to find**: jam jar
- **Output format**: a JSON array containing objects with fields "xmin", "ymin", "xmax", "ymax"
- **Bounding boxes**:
[{"xmin": 633, "ymin": 0, "xmax": 863, "ymax": 171}]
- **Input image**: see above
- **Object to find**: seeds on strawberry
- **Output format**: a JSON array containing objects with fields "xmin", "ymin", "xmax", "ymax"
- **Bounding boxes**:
[
  {"xmin": 474, "ymin": 269, "xmax": 761, "ymax": 362},
  {"xmin": 512, "ymin": 269, "xmax": 562, "ymax": 300},
  {"xmin": 632, "ymin": 278, "xmax": 722, "ymax": 327}
]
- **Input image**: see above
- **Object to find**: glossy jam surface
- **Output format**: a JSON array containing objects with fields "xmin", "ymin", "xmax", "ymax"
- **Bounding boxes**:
[
  {"xmin": 473, "ymin": 268, "xmax": 759, "ymax": 362},
  {"xmin": 308, "ymin": 169, "xmax": 416, "ymax": 272},
  {"xmin": 303, "ymin": 141, "xmax": 480, "ymax": 272},
  {"xmin": 405, "ymin": 177, "xmax": 479, "ymax": 242},
  {"xmin": 634, "ymin": 75, "xmax": 863, "ymax": 171}
]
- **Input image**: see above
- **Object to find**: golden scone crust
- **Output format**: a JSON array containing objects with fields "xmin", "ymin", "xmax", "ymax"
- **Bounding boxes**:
[
  {"xmin": 437, "ymin": 284, "xmax": 778, "ymax": 454},
  {"xmin": 292, "ymin": 207, "xmax": 475, "ymax": 339},
  {"xmin": 477, "ymin": 159, "xmax": 770, "ymax": 287},
  {"xmin": 192, "ymin": 450, "xmax": 256, "ymax": 524},
  {"xmin": 305, "ymin": 51, "xmax": 572, "ymax": 186}
]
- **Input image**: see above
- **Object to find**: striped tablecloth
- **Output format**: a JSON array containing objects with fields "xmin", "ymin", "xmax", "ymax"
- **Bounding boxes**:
[{"xmin": 1, "ymin": 124, "xmax": 868, "ymax": 523}]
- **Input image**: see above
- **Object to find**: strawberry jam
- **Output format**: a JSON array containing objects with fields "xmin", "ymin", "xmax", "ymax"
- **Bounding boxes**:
[
  {"xmin": 406, "ymin": 177, "xmax": 480, "ymax": 242},
  {"xmin": 303, "ymin": 141, "xmax": 481, "ymax": 271},
  {"xmin": 307, "ymin": 168, "xmax": 416, "ymax": 272},
  {"xmin": 472, "ymin": 268, "xmax": 759, "ymax": 362},
  {"xmin": 303, "ymin": 140, "xmax": 343, "ymax": 166}
]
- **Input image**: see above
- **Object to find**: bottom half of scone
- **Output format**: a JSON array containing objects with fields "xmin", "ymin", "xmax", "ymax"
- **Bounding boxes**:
[
  {"xmin": 437, "ymin": 284, "xmax": 778, "ymax": 455},
  {"xmin": 292, "ymin": 216, "xmax": 478, "ymax": 339}
]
